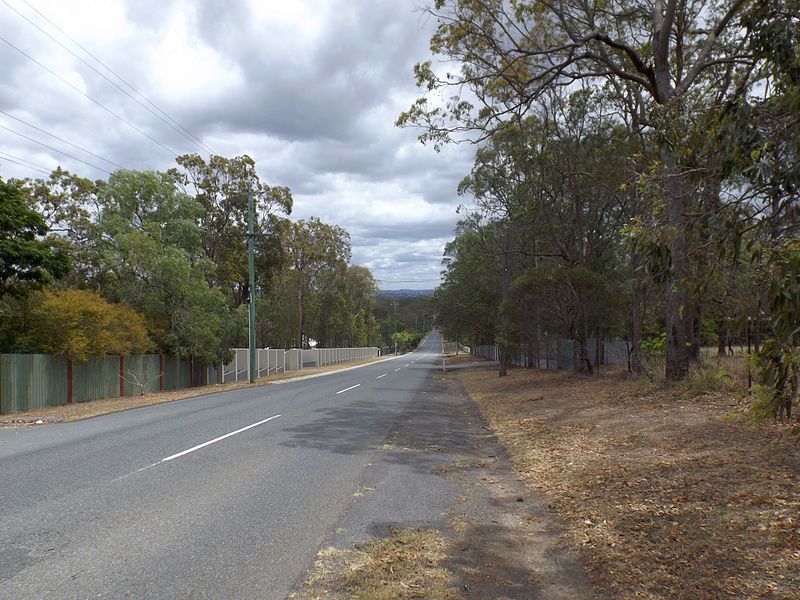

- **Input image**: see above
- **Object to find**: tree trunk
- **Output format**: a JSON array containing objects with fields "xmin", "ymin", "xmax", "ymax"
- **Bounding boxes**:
[
  {"xmin": 717, "ymin": 318, "xmax": 728, "ymax": 356},
  {"xmin": 297, "ymin": 285, "xmax": 304, "ymax": 348},
  {"xmin": 755, "ymin": 309, "xmax": 762, "ymax": 354},
  {"xmin": 577, "ymin": 311, "xmax": 593, "ymax": 375},
  {"xmin": 594, "ymin": 336, "xmax": 601, "ymax": 374},
  {"xmin": 630, "ymin": 252, "xmax": 644, "ymax": 373},
  {"xmin": 663, "ymin": 148, "xmax": 690, "ymax": 381},
  {"xmin": 499, "ymin": 227, "xmax": 510, "ymax": 377},
  {"xmin": 690, "ymin": 305, "xmax": 702, "ymax": 362}
]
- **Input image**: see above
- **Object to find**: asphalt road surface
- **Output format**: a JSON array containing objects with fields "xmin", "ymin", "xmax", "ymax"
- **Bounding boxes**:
[{"xmin": 0, "ymin": 332, "xmax": 459, "ymax": 599}]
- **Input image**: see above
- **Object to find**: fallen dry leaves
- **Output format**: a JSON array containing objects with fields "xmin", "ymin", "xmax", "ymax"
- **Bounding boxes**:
[{"xmin": 458, "ymin": 365, "xmax": 800, "ymax": 600}]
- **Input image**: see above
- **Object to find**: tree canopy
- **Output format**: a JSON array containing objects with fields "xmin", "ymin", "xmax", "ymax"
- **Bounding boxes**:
[
  {"xmin": 0, "ymin": 178, "xmax": 69, "ymax": 295},
  {"xmin": 1, "ymin": 155, "xmax": 389, "ymax": 362}
]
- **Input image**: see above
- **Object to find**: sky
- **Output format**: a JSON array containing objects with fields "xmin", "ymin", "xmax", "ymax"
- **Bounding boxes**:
[{"xmin": 0, "ymin": 0, "xmax": 475, "ymax": 290}]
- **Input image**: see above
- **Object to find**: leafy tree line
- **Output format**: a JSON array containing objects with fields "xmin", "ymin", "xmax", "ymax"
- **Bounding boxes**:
[
  {"xmin": 400, "ymin": 0, "xmax": 800, "ymax": 418},
  {"xmin": 0, "ymin": 154, "xmax": 383, "ymax": 364},
  {"xmin": 374, "ymin": 294, "xmax": 432, "ymax": 351}
]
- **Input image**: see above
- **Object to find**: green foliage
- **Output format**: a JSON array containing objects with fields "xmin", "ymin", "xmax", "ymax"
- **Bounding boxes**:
[
  {"xmin": 751, "ymin": 239, "xmax": 800, "ymax": 424},
  {"xmin": 278, "ymin": 217, "xmax": 353, "ymax": 348},
  {"xmin": 89, "ymin": 170, "xmax": 238, "ymax": 363},
  {"xmin": 434, "ymin": 218, "xmax": 501, "ymax": 346},
  {"xmin": 170, "ymin": 153, "xmax": 292, "ymax": 299},
  {"xmin": 0, "ymin": 178, "xmax": 69, "ymax": 294},
  {"xmin": 684, "ymin": 366, "xmax": 736, "ymax": 397},
  {"xmin": 375, "ymin": 295, "xmax": 431, "ymax": 348},
  {"xmin": 1, "ymin": 148, "xmax": 384, "ymax": 365},
  {"xmin": 641, "ymin": 333, "xmax": 667, "ymax": 359},
  {"xmin": 399, "ymin": 0, "xmax": 770, "ymax": 382},
  {"xmin": 391, "ymin": 331, "xmax": 424, "ymax": 352},
  {"xmin": 19, "ymin": 289, "xmax": 150, "ymax": 361}
]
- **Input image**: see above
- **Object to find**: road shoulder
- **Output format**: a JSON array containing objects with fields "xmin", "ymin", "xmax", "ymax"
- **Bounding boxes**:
[{"xmin": 291, "ymin": 365, "xmax": 593, "ymax": 599}]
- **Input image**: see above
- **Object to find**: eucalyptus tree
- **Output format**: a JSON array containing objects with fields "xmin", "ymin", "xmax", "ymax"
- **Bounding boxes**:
[
  {"xmin": 456, "ymin": 89, "xmax": 633, "ymax": 372},
  {"xmin": 92, "ymin": 170, "xmax": 237, "ymax": 364},
  {"xmin": 283, "ymin": 217, "xmax": 352, "ymax": 348},
  {"xmin": 0, "ymin": 178, "xmax": 69, "ymax": 295},
  {"xmin": 435, "ymin": 216, "xmax": 503, "ymax": 348},
  {"xmin": 399, "ymin": 0, "xmax": 758, "ymax": 380},
  {"xmin": 170, "ymin": 154, "xmax": 292, "ymax": 306},
  {"xmin": 313, "ymin": 265, "xmax": 379, "ymax": 348}
]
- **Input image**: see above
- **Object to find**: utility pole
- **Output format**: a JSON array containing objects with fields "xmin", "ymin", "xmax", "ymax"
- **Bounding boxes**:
[
  {"xmin": 393, "ymin": 299, "xmax": 398, "ymax": 355},
  {"xmin": 248, "ymin": 189, "xmax": 256, "ymax": 383}
]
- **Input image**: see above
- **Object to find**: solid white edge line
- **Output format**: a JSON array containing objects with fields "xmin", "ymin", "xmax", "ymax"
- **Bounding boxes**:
[
  {"xmin": 161, "ymin": 414, "xmax": 282, "ymax": 462},
  {"xmin": 336, "ymin": 383, "xmax": 361, "ymax": 394},
  {"xmin": 376, "ymin": 374, "xmax": 387, "ymax": 379}
]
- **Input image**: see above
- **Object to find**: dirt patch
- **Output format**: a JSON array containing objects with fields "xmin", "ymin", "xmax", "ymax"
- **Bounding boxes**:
[
  {"xmin": 0, "ymin": 357, "xmax": 386, "ymax": 426},
  {"xmin": 292, "ymin": 528, "xmax": 460, "ymax": 600},
  {"xmin": 457, "ymin": 365, "xmax": 800, "ymax": 599}
]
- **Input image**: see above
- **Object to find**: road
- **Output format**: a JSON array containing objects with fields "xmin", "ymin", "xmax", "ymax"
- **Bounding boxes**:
[{"xmin": 0, "ymin": 332, "xmax": 454, "ymax": 599}]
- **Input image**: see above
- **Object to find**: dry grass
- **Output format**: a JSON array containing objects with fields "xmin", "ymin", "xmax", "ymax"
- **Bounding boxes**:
[
  {"xmin": 0, "ymin": 357, "xmax": 386, "ymax": 425},
  {"xmin": 445, "ymin": 353, "xmax": 489, "ymax": 365},
  {"xmin": 458, "ymin": 365, "xmax": 800, "ymax": 600},
  {"xmin": 291, "ymin": 528, "xmax": 460, "ymax": 600}
]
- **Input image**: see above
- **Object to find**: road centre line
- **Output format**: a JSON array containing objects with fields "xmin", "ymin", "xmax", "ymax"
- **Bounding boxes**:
[
  {"xmin": 160, "ymin": 414, "xmax": 282, "ymax": 462},
  {"xmin": 336, "ymin": 384, "xmax": 361, "ymax": 394},
  {"xmin": 376, "ymin": 374, "xmax": 387, "ymax": 379},
  {"xmin": 394, "ymin": 367, "xmax": 402, "ymax": 372}
]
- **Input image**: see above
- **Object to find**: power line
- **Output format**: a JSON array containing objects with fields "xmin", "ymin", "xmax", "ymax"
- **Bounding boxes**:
[
  {"xmin": 0, "ymin": 124, "xmax": 113, "ymax": 175},
  {"xmin": 15, "ymin": 0, "xmax": 215, "ymax": 155},
  {"xmin": 0, "ymin": 150, "xmax": 52, "ymax": 175},
  {"xmin": 0, "ymin": 109, "xmax": 124, "ymax": 169},
  {"xmin": 0, "ymin": 34, "xmax": 177, "ymax": 158},
  {"xmin": 3, "ymin": 0, "xmax": 216, "ymax": 156}
]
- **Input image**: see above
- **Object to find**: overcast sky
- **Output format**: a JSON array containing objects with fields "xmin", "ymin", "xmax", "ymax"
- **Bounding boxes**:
[{"xmin": 0, "ymin": 0, "xmax": 474, "ymax": 290}]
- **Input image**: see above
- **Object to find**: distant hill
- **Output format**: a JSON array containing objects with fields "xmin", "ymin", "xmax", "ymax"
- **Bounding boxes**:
[{"xmin": 377, "ymin": 289, "xmax": 434, "ymax": 298}]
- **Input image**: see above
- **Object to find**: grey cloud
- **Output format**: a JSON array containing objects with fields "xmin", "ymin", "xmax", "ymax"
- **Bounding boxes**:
[
  {"xmin": 160, "ymin": 0, "xmax": 431, "ymax": 144},
  {"xmin": 0, "ymin": 0, "xmax": 468, "ymax": 290}
]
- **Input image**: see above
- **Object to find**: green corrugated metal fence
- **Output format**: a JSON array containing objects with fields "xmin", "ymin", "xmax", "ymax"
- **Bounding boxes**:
[
  {"xmin": 0, "ymin": 353, "xmax": 196, "ymax": 415},
  {"xmin": 0, "ymin": 345, "xmax": 380, "ymax": 415},
  {"xmin": 72, "ymin": 356, "xmax": 120, "ymax": 403},
  {"xmin": 0, "ymin": 354, "xmax": 68, "ymax": 413},
  {"xmin": 162, "ymin": 355, "xmax": 190, "ymax": 391},
  {"xmin": 123, "ymin": 355, "xmax": 162, "ymax": 396}
]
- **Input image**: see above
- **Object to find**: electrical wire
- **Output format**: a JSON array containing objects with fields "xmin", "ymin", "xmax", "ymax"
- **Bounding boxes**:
[
  {"xmin": 14, "ymin": 0, "xmax": 215, "ymax": 154},
  {"xmin": 0, "ymin": 109, "xmax": 124, "ymax": 169},
  {"xmin": 0, "ymin": 34, "xmax": 177, "ymax": 158},
  {"xmin": 3, "ymin": 0, "xmax": 215, "ymax": 155},
  {"xmin": 0, "ymin": 150, "xmax": 52, "ymax": 175},
  {"xmin": 0, "ymin": 124, "xmax": 113, "ymax": 175}
]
